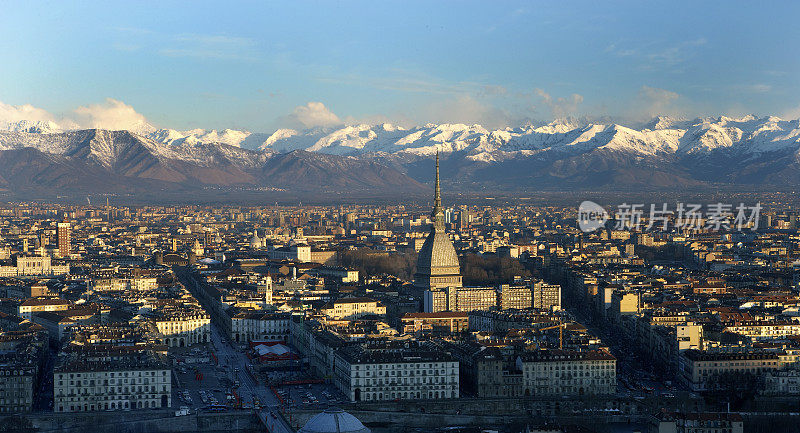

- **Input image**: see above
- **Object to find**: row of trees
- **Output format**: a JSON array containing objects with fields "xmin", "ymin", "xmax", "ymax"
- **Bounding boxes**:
[
  {"xmin": 460, "ymin": 253, "xmax": 531, "ymax": 285},
  {"xmin": 338, "ymin": 249, "xmax": 418, "ymax": 281},
  {"xmin": 338, "ymin": 248, "xmax": 532, "ymax": 286}
]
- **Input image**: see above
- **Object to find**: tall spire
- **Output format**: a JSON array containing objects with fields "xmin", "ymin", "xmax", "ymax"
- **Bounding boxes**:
[
  {"xmin": 434, "ymin": 152, "xmax": 441, "ymax": 210},
  {"xmin": 431, "ymin": 152, "xmax": 444, "ymax": 225}
]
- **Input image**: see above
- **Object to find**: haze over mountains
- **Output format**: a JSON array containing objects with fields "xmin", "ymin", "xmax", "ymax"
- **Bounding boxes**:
[{"xmin": 1, "ymin": 114, "xmax": 800, "ymax": 200}]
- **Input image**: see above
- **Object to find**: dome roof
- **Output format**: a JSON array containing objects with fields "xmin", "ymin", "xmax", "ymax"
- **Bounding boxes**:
[
  {"xmin": 249, "ymin": 232, "xmax": 262, "ymax": 248},
  {"xmin": 299, "ymin": 408, "xmax": 370, "ymax": 433},
  {"xmin": 416, "ymin": 227, "xmax": 460, "ymax": 275}
]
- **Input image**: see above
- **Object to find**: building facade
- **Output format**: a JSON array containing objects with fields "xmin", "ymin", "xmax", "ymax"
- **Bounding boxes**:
[
  {"xmin": 334, "ymin": 345, "xmax": 459, "ymax": 402},
  {"xmin": 57, "ymin": 221, "xmax": 71, "ymax": 258},
  {"xmin": 154, "ymin": 312, "xmax": 211, "ymax": 347},
  {"xmin": 321, "ymin": 297, "xmax": 386, "ymax": 320},
  {"xmin": 231, "ymin": 312, "xmax": 290, "ymax": 343},
  {"xmin": 424, "ymin": 286, "xmax": 496, "ymax": 313},
  {"xmin": 54, "ymin": 350, "xmax": 171, "ymax": 412},
  {"xmin": 517, "ymin": 349, "xmax": 616, "ymax": 397}
]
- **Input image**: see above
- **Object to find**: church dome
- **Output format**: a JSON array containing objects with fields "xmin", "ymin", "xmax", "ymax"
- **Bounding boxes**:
[
  {"xmin": 299, "ymin": 408, "xmax": 370, "ymax": 433},
  {"xmin": 249, "ymin": 231, "xmax": 262, "ymax": 249},
  {"xmin": 416, "ymin": 228, "xmax": 460, "ymax": 274}
]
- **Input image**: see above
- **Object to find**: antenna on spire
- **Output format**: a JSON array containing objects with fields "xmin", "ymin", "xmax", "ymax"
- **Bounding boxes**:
[
  {"xmin": 431, "ymin": 151, "xmax": 443, "ymax": 223},
  {"xmin": 434, "ymin": 151, "xmax": 441, "ymax": 208}
]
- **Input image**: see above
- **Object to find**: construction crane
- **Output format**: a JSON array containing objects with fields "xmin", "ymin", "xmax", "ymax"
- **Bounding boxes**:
[{"xmin": 537, "ymin": 319, "xmax": 567, "ymax": 350}]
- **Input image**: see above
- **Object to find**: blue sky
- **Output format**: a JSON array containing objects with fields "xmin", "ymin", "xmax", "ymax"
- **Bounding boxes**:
[{"xmin": 1, "ymin": 0, "xmax": 798, "ymax": 132}]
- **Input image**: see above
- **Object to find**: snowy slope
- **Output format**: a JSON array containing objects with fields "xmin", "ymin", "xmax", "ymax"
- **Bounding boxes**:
[{"xmin": 3, "ymin": 115, "xmax": 800, "ymax": 164}]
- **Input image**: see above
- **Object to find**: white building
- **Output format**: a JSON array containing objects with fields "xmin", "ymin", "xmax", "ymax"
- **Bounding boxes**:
[
  {"xmin": 231, "ymin": 312, "xmax": 291, "ymax": 343},
  {"xmin": 54, "ymin": 349, "xmax": 171, "ymax": 412},
  {"xmin": 308, "ymin": 266, "xmax": 359, "ymax": 283},
  {"xmin": 424, "ymin": 286, "xmax": 496, "ymax": 313},
  {"xmin": 0, "ymin": 255, "xmax": 69, "ymax": 277},
  {"xmin": 18, "ymin": 298, "xmax": 71, "ymax": 320},
  {"xmin": 334, "ymin": 345, "xmax": 459, "ymax": 402},
  {"xmin": 154, "ymin": 312, "xmax": 211, "ymax": 347},
  {"xmin": 268, "ymin": 244, "xmax": 312, "ymax": 262},
  {"xmin": 92, "ymin": 277, "xmax": 158, "ymax": 292},
  {"xmin": 517, "ymin": 349, "xmax": 616, "ymax": 397}
]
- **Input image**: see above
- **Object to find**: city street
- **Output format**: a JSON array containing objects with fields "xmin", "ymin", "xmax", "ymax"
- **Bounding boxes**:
[{"xmin": 177, "ymin": 269, "xmax": 296, "ymax": 433}]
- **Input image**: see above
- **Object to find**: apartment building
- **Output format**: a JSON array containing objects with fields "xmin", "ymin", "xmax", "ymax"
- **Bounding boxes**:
[
  {"xmin": 18, "ymin": 298, "xmax": 71, "ymax": 320},
  {"xmin": 333, "ymin": 345, "xmax": 459, "ymax": 402},
  {"xmin": 153, "ymin": 311, "xmax": 211, "ymax": 347},
  {"xmin": 0, "ymin": 325, "xmax": 47, "ymax": 414},
  {"xmin": 54, "ymin": 348, "xmax": 171, "ymax": 412},
  {"xmin": 321, "ymin": 297, "xmax": 386, "ymax": 320},
  {"xmin": 533, "ymin": 282, "xmax": 561, "ymax": 310},
  {"xmin": 517, "ymin": 349, "xmax": 616, "ymax": 396},
  {"xmin": 400, "ymin": 312, "xmax": 469, "ymax": 335},
  {"xmin": 92, "ymin": 277, "xmax": 158, "ymax": 292},
  {"xmin": 231, "ymin": 312, "xmax": 291, "ymax": 343},
  {"xmin": 423, "ymin": 286, "xmax": 496, "ymax": 313},
  {"xmin": 680, "ymin": 350, "xmax": 780, "ymax": 391}
]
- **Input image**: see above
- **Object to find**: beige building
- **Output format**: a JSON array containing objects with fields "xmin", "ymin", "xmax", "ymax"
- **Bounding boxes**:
[
  {"xmin": 54, "ymin": 349, "xmax": 171, "ymax": 412},
  {"xmin": 333, "ymin": 345, "xmax": 459, "ymax": 402},
  {"xmin": 154, "ymin": 312, "xmax": 211, "ymax": 347},
  {"xmin": 611, "ymin": 291, "xmax": 639, "ymax": 320},
  {"xmin": 498, "ymin": 284, "xmax": 531, "ymax": 310},
  {"xmin": 268, "ymin": 244, "xmax": 312, "ymax": 262},
  {"xmin": 0, "ymin": 255, "xmax": 70, "ymax": 277},
  {"xmin": 321, "ymin": 297, "xmax": 386, "ymax": 320},
  {"xmin": 92, "ymin": 276, "xmax": 158, "ymax": 292},
  {"xmin": 424, "ymin": 286, "xmax": 496, "ymax": 313},
  {"xmin": 18, "ymin": 298, "xmax": 71, "ymax": 320},
  {"xmin": 517, "ymin": 349, "xmax": 616, "ymax": 397},
  {"xmin": 231, "ymin": 312, "xmax": 291, "ymax": 343},
  {"xmin": 680, "ymin": 350, "xmax": 779, "ymax": 391},
  {"xmin": 533, "ymin": 282, "xmax": 561, "ymax": 310},
  {"xmin": 764, "ymin": 370, "xmax": 800, "ymax": 395},
  {"xmin": 308, "ymin": 266, "xmax": 359, "ymax": 283},
  {"xmin": 400, "ymin": 312, "xmax": 469, "ymax": 335}
]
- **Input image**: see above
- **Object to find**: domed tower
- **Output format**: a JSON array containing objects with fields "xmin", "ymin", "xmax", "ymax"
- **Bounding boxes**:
[
  {"xmin": 249, "ymin": 231, "xmax": 262, "ymax": 250},
  {"xmin": 414, "ymin": 153, "xmax": 462, "ymax": 291},
  {"xmin": 299, "ymin": 408, "xmax": 370, "ymax": 433}
]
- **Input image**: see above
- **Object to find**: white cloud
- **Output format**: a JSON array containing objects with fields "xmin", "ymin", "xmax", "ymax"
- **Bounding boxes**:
[
  {"xmin": 638, "ymin": 86, "xmax": 680, "ymax": 118},
  {"xmin": 415, "ymin": 95, "xmax": 513, "ymax": 129},
  {"xmin": 783, "ymin": 104, "xmax": 800, "ymax": 120},
  {"xmin": 72, "ymin": 98, "xmax": 152, "ymax": 132},
  {"xmin": 534, "ymin": 89, "xmax": 584, "ymax": 118},
  {"xmin": 281, "ymin": 102, "xmax": 342, "ymax": 129},
  {"xmin": 0, "ymin": 101, "xmax": 56, "ymax": 124},
  {"xmin": 159, "ymin": 34, "xmax": 258, "ymax": 60},
  {"xmin": 745, "ymin": 83, "xmax": 772, "ymax": 93}
]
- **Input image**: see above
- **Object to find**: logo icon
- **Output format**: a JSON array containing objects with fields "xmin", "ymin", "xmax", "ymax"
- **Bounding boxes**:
[{"xmin": 578, "ymin": 201, "xmax": 608, "ymax": 233}]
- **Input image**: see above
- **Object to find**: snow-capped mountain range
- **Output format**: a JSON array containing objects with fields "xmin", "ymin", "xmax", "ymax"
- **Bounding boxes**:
[
  {"xmin": 1, "ymin": 114, "xmax": 800, "ymax": 198},
  {"xmin": 5, "ymin": 114, "xmax": 799, "ymax": 161}
]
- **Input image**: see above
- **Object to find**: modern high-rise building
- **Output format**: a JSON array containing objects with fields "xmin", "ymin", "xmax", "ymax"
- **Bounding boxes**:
[
  {"xmin": 414, "ymin": 153, "xmax": 462, "ymax": 292},
  {"xmin": 532, "ymin": 281, "xmax": 561, "ymax": 310},
  {"xmin": 57, "ymin": 221, "xmax": 71, "ymax": 257}
]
